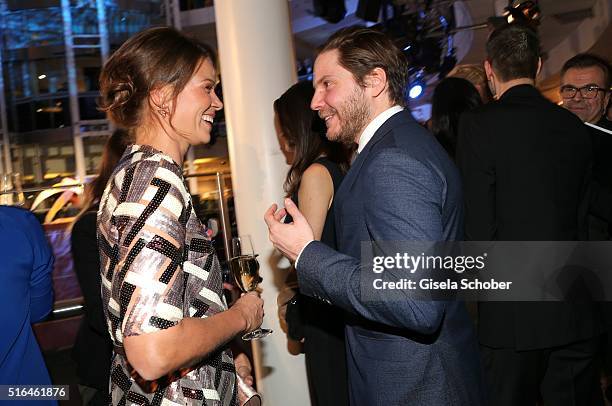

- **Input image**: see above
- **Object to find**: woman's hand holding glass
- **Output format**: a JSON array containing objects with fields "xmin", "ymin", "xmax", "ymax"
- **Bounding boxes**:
[
  {"xmin": 230, "ymin": 292, "xmax": 264, "ymax": 335},
  {"xmin": 229, "ymin": 236, "xmax": 273, "ymax": 340}
]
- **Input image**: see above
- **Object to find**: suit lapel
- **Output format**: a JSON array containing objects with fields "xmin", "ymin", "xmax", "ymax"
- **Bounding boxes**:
[{"xmin": 335, "ymin": 110, "xmax": 410, "ymax": 206}]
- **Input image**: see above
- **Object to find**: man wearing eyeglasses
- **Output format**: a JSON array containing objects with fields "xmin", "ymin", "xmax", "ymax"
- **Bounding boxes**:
[
  {"xmin": 560, "ymin": 54, "xmax": 611, "ymax": 127},
  {"xmin": 561, "ymin": 55, "xmax": 612, "ymax": 241},
  {"xmin": 561, "ymin": 54, "xmax": 612, "ymax": 403}
]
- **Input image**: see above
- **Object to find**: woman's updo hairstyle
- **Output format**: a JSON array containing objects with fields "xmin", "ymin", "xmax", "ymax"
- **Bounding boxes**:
[{"xmin": 99, "ymin": 26, "xmax": 217, "ymax": 129}]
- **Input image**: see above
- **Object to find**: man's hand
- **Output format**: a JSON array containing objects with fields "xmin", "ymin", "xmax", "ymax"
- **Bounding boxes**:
[{"xmin": 264, "ymin": 198, "xmax": 314, "ymax": 262}]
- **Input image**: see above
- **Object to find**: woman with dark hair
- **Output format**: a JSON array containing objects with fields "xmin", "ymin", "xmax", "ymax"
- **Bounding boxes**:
[
  {"xmin": 274, "ymin": 80, "xmax": 350, "ymax": 406},
  {"xmin": 448, "ymin": 64, "xmax": 492, "ymax": 103},
  {"xmin": 76, "ymin": 130, "xmax": 130, "ymax": 218},
  {"xmin": 97, "ymin": 27, "xmax": 263, "ymax": 405},
  {"xmin": 71, "ymin": 130, "xmax": 129, "ymax": 406},
  {"xmin": 431, "ymin": 77, "xmax": 483, "ymax": 158}
]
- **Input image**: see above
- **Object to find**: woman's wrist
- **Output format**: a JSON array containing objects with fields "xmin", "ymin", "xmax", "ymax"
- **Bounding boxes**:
[{"xmin": 227, "ymin": 306, "xmax": 248, "ymax": 335}]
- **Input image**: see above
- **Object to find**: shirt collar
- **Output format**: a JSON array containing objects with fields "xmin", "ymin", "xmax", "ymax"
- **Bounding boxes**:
[{"xmin": 357, "ymin": 105, "xmax": 404, "ymax": 153}]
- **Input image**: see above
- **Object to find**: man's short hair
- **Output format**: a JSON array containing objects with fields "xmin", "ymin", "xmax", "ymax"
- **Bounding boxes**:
[
  {"xmin": 320, "ymin": 26, "xmax": 409, "ymax": 106},
  {"xmin": 561, "ymin": 53, "xmax": 611, "ymax": 89},
  {"xmin": 486, "ymin": 24, "xmax": 540, "ymax": 82}
]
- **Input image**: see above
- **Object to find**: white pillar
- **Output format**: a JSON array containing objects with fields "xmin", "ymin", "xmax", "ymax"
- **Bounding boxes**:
[
  {"xmin": 61, "ymin": 0, "xmax": 86, "ymax": 182},
  {"xmin": 214, "ymin": 2, "xmax": 310, "ymax": 405},
  {"xmin": 0, "ymin": 38, "xmax": 11, "ymax": 174}
]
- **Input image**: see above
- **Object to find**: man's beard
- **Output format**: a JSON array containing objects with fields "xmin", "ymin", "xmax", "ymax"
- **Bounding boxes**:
[{"xmin": 323, "ymin": 86, "xmax": 371, "ymax": 146}]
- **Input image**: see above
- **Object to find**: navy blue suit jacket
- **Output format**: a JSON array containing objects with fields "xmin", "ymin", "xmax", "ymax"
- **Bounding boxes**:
[{"xmin": 297, "ymin": 110, "xmax": 484, "ymax": 405}]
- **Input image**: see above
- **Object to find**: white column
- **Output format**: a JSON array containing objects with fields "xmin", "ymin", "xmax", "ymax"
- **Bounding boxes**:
[
  {"xmin": 0, "ymin": 38, "xmax": 11, "ymax": 174},
  {"xmin": 214, "ymin": 2, "xmax": 310, "ymax": 405},
  {"xmin": 61, "ymin": 0, "xmax": 86, "ymax": 182},
  {"xmin": 96, "ymin": 0, "xmax": 110, "ymax": 64}
]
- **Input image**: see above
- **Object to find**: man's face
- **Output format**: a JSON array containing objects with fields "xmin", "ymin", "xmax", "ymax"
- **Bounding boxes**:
[
  {"xmin": 560, "ymin": 66, "xmax": 610, "ymax": 124},
  {"xmin": 310, "ymin": 50, "xmax": 372, "ymax": 146}
]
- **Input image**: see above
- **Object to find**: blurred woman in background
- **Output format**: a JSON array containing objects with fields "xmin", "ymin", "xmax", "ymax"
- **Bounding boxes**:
[
  {"xmin": 274, "ymin": 80, "xmax": 351, "ymax": 406},
  {"xmin": 71, "ymin": 129, "xmax": 129, "ymax": 406},
  {"xmin": 431, "ymin": 77, "xmax": 483, "ymax": 158},
  {"xmin": 448, "ymin": 63, "xmax": 492, "ymax": 103}
]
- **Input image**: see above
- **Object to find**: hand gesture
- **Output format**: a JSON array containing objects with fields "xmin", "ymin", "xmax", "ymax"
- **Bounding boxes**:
[{"xmin": 264, "ymin": 198, "xmax": 314, "ymax": 262}]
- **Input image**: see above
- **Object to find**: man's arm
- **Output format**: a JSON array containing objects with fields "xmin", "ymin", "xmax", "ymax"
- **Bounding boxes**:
[
  {"xmin": 267, "ymin": 149, "xmax": 449, "ymax": 334},
  {"xmin": 26, "ymin": 212, "xmax": 54, "ymax": 323},
  {"xmin": 300, "ymin": 149, "xmax": 449, "ymax": 332}
]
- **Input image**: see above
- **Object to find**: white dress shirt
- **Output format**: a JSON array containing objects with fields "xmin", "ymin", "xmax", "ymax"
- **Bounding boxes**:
[
  {"xmin": 357, "ymin": 105, "xmax": 404, "ymax": 153},
  {"xmin": 294, "ymin": 105, "xmax": 404, "ymax": 267}
]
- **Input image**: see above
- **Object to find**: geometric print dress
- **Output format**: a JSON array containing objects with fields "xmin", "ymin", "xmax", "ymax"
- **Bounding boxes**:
[{"xmin": 97, "ymin": 144, "xmax": 237, "ymax": 405}]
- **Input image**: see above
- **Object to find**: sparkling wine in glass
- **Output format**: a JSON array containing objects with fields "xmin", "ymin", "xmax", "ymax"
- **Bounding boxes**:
[
  {"xmin": 229, "ymin": 235, "xmax": 272, "ymax": 340},
  {"xmin": 0, "ymin": 173, "xmax": 12, "ymax": 206},
  {"xmin": 12, "ymin": 173, "xmax": 25, "ymax": 207},
  {"xmin": 0, "ymin": 173, "xmax": 25, "ymax": 206}
]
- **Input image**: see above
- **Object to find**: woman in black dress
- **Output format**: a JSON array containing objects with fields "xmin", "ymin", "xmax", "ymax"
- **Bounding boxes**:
[{"xmin": 274, "ymin": 81, "xmax": 351, "ymax": 406}]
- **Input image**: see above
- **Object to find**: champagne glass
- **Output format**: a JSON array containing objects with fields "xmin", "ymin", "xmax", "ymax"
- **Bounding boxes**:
[
  {"xmin": 0, "ymin": 173, "xmax": 12, "ymax": 206},
  {"xmin": 12, "ymin": 173, "xmax": 25, "ymax": 207},
  {"xmin": 229, "ymin": 235, "xmax": 272, "ymax": 340},
  {"xmin": 0, "ymin": 173, "xmax": 25, "ymax": 206}
]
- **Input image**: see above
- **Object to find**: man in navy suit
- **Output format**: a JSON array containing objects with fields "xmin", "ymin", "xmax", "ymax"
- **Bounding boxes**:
[{"xmin": 265, "ymin": 27, "xmax": 484, "ymax": 405}]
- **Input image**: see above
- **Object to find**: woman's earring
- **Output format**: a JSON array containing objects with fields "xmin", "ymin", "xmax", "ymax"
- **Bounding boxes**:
[{"xmin": 158, "ymin": 107, "xmax": 168, "ymax": 118}]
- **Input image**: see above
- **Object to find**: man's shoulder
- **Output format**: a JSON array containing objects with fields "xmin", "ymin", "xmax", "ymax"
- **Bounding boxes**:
[
  {"xmin": 362, "ymin": 109, "xmax": 455, "ymax": 178},
  {"xmin": 597, "ymin": 118, "xmax": 612, "ymax": 131},
  {"xmin": 0, "ymin": 205, "xmax": 39, "ymax": 228},
  {"xmin": 529, "ymin": 98, "xmax": 591, "ymax": 140},
  {"xmin": 377, "ymin": 112, "xmax": 433, "ymax": 146},
  {"xmin": 0, "ymin": 207, "xmax": 46, "ymax": 252},
  {"xmin": 365, "ymin": 129, "xmax": 458, "ymax": 188},
  {"xmin": 464, "ymin": 90, "xmax": 585, "ymax": 131}
]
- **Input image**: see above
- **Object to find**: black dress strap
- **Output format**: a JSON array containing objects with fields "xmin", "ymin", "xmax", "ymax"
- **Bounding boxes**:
[{"xmin": 313, "ymin": 157, "xmax": 344, "ymax": 194}]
